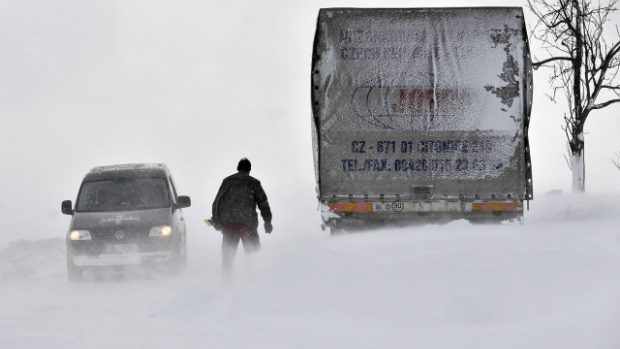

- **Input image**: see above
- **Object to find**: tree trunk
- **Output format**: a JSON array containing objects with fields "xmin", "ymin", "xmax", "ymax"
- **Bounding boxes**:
[
  {"xmin": 570, "ymin": 136, "xmax": 585, "ymax": 192},
  {"xmin": 571, "ymin": 0, "xmax": 585, "ymax": 192}
]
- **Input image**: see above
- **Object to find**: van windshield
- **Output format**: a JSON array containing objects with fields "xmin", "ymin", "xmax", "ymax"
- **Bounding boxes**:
[{"xmin": 76, "ymin": 178, "xmax": 170, "ymax": 212}]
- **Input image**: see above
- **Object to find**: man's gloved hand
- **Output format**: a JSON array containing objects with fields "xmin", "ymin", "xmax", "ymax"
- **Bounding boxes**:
[
  {"xmin": 206, "ymin": 218, "xmax": 222, "ymax": 231},
  {"xmin": 264, "ymin": 221, "xmax": 273, "ymax": 234},
  {"xmin": 213, "ymin": 222, "xmax": 222, "ymax": 232}
]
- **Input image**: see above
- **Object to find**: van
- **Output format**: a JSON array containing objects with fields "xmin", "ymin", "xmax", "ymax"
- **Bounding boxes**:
[{"xmin": 61, "ymin": 163, "xmax": 191, "ymax": 280}]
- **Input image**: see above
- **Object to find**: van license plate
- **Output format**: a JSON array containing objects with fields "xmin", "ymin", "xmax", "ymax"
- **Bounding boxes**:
[{"xmin": 105, "ymin": 244, "xmax": 138, "ymax": 254}]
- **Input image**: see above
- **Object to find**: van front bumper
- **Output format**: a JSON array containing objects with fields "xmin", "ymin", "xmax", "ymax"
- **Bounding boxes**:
[
  {"xmin": 71, "ymin": 250, "xmax": 172, "ymax": 267},
  {"xmin": 68, "ymin": 239, "xmax": 179, "ymax": 267}
]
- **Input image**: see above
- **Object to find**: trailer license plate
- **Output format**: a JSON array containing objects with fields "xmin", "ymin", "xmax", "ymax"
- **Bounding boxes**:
[{"xmin": 105, "ymin": 244, "xmax": 138, "ymax": 254}]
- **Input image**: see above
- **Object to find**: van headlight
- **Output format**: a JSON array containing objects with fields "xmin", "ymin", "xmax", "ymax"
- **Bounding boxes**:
[
  {"xmin": 148, "ymin": 225, "xmax": 172, "ymax": 238},
  {"xmin": 69, "ymin": 230, "xmax": 91, "ymax": 241}
]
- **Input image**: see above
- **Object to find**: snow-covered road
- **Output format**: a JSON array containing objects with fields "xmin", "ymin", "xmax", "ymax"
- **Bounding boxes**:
[{"xmin": 2, "ymin": 193, "xmax": 620, "ymax": 349}]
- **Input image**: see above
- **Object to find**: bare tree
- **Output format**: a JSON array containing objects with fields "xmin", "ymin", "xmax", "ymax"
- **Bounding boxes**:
[{"xmin": 527, "ymin": 0, "xmax": 620, "ymax": 191}]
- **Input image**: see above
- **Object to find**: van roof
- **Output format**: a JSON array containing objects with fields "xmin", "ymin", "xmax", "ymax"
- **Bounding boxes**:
[{"xmin": 84, "ymin": 163, "xmax": 170, "ymax": 181}]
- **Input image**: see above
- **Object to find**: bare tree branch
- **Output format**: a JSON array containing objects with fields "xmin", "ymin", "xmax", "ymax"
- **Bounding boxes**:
[
  {"xmin": 591, "ymin": 98, "xmax": 620, "ymax": 109},
  {"xmin": 532, "ymin": 56, "xmax": 574, "ymax": 69}
]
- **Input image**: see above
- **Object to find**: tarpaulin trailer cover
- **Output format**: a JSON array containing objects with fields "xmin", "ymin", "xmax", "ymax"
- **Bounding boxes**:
[{"xmin": 311, "ymin": 8, "xmax": 533, "ymax": 212}]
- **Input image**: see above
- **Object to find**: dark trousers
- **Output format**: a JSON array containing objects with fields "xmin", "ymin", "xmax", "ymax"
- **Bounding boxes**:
[{"xmin": 222, "ymin": 223, "xmax": 260, "ymax": 270}]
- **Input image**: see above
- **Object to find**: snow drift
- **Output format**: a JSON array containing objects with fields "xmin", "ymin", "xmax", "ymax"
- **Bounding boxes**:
[{"xmin": 1, "ymin": 192, "xmax": 620, "ymax": 348}]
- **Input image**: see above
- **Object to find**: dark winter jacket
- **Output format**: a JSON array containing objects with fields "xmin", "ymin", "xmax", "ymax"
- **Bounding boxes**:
[{"xmin": 211, "ymin": 172, "xmax": 272, "ymax": 230}]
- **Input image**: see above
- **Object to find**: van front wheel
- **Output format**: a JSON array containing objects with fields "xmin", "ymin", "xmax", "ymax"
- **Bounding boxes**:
[
  {"xmin": 168, "ymin": 244, "xmax": 186, "ymax": 274},
  {"xmin": 67, "ymin": 258, "xmax": 83, "ymax": 281}
]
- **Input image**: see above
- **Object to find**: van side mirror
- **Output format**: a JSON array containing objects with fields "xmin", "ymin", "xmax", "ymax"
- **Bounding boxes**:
[
  {"xmin": 61, "ymin": 200, "xmax": 74, "ymax": 215},
  {"xmin": 175, "ymin": 196, "xmax": 191, "ymax": 209}
]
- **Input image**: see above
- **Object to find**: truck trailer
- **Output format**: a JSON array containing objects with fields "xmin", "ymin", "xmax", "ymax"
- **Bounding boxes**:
[{"xmin": 311, "ymin": 7, "xmax": 533, "ymax": 232}]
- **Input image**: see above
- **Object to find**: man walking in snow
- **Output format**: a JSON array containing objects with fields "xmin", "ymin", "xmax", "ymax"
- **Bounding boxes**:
[{"xmin": 211, "ymin": 158, "xmax": 273, "ymax": 270}]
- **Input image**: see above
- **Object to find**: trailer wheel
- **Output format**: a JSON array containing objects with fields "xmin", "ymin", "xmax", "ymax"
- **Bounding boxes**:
[{"xmin": 329, "ymin": 226, "xmax": 344, "ymax": 236}]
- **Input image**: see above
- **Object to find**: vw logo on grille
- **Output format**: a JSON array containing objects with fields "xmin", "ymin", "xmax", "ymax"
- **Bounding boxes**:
[{"xmin": 114, "ymin": 231, "xmax": 125, "ymax": 240}]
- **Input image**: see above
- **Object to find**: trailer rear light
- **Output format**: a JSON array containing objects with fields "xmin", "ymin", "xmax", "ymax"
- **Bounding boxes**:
[
  {"xmin": 328, "ymin": 202, "xmax": 373, "ymax": 213},
  {"xmin": 472, "ymin": 201, "xmax": 519, "ymax": 212}
]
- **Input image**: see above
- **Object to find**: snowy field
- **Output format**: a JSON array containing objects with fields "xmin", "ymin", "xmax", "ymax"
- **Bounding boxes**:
[{"xmin": 2, "ymin": 192, "xmax": 620, "ymax": 349}]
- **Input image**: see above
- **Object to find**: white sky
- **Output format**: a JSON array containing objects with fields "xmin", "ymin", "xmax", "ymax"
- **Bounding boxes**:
[{"xmin": 0, "ymin": 0, "xmax": 619, "ymax": 244}]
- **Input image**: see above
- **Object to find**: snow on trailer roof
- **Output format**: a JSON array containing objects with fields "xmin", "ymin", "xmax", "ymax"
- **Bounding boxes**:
[
  {"xmin": 318, "ymin": 7, "xmax": 525, "ymax": 14},
  {"xmin": 84, "ymin": 163, "xmax": 170, "ymax": 181}
]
